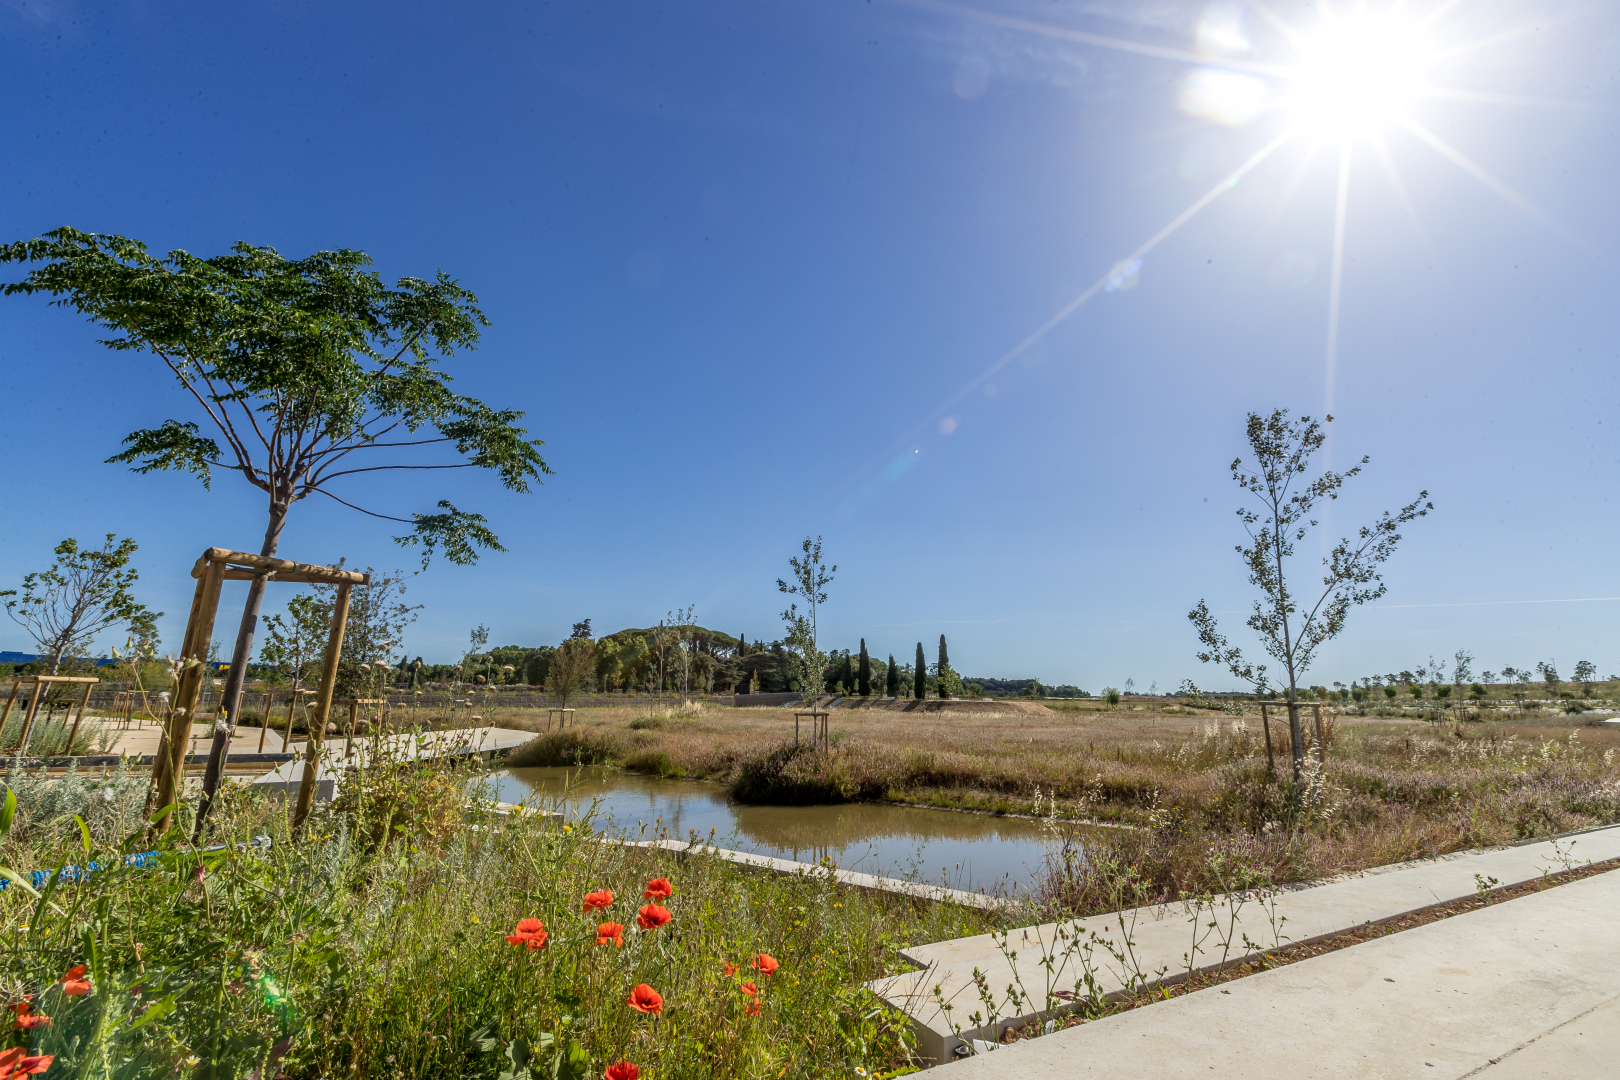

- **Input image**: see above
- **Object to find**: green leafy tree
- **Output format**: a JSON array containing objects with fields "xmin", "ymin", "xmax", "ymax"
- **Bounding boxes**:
[
  {"xmin": 2, "ymin": 535, "xmax": 159, "ymax": 675},
  {"xmin": 936, "ymin": 635, "xmax": 962, "ymax": 699},
  {"xmin": 777, "ymin": 538, "xmax": 835, "ymax": 707},
  {"xmin": 886, "ymin": 655, "xmax": 898, "ymax": 698},
  {"xmin": 913, "ymin": 643, "xmax": 926, "ymax": 700},
  {"xmin": 1188, "ymin": 410, "xmax": 1430, "ymax": 782},
  {"xmin": 1573, "ymin": 660, "xmax": 1596, "ymax": 696},
  {"xmin": 547, "ymin": 636, "xmax": 596, "ymax": 710},
  {"xmin": 2, "ymin": 228, "xmax": 551, "ymax": 826},
  {"xmin": 1536, "ymin": 660, "xmax": 1560, "ymax": 697},
  {"xmin": 857, "ymin": 639, "xmax": 871, "ymax": 697},
  {"xmin": 1452, "ymin": 649, "xmax": 1474, "ymax": 693},
  {"xmin": 1103, "ymin": 686, "xmax": 1121, "ymax": 706}
]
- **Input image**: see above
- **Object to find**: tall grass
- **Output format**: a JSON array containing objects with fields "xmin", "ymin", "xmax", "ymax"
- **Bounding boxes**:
[{"xmin": 0, "ymin": 752, "xmax": 1006, "ymax": 1078}]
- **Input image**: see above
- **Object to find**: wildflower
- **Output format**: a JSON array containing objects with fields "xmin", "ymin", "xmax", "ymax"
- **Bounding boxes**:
[
  {"xmin": 583, "ymin": 889, "xmax": 615, "ymax": 912},
  {"xmin": 635, "ymin": 904, "xmax": 672, "ymax": 930},
  {"xmin": 505, "ymin": 918, "xmax": 549, "ymax": 950},
  {"xmin": 750, "ymin": 954, "xmax": 779, "ymax": 976},
  {"xmin": 60, "ymin": 965, "xmax": 91, "ymax": 996},
  {"xmin": 9, "ymin": 1001, "xmax": 48, "ymax": 1031},
  {"xmin": 723, "ymin": 963, "xmax": 737, "ymax": 977},
  {"xmin": 595, "ymin": 922, "xmax": 626, "ymax": 948},
  {"xmin": 740, "ymin": 982, "xmax": 759, "ymax": 996},
  {"xmin": 605, "ymin": 1064, "xmax": 640, "ymax": 1080},
  {"xmin": 0, "ymin": 1047, "xmax": 53, "ymax": 1076},
  {"xmin": 642, "ymin": 877, "xmax": 673, "ymax": 899},
  {"xmin": 745, "ymin": 999, "xmax": 761, "ymax": 1017},
  {"xmin": 626, "ymin": 983, "xmax": 663, "ymax": 1015}
]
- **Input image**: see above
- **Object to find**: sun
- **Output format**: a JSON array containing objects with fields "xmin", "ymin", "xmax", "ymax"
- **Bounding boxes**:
[{"xmin": 1286, "ymin": 10, "xmax": 1433, "ymax": 136}]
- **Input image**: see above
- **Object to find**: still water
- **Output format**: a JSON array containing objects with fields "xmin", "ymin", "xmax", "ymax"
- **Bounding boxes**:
[{"xmin": 482, "ymin": 766, "xmax": 1065, "ymax": 895}]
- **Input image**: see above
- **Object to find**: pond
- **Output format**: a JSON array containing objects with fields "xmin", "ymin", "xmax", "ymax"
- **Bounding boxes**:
[{"xmin": 482, "ymin": 766, "xmax": 1073, "ymax": 895}]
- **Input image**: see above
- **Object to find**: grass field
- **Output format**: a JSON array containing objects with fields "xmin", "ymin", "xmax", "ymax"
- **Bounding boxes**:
[{"xmin": 487, "ymin": 698, "xmax": 1620, "ymax": 906}]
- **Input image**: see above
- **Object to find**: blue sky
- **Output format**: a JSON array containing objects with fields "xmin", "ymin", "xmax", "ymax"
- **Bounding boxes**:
[{"xmin": 2, "ymin": 0, "xmax": 1617, "ymax": 691}]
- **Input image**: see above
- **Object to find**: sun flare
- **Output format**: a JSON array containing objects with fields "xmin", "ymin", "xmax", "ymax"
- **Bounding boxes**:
[{"xmin": 1287, "ymin": 11, "xmax": 1432, "ymax": 136}]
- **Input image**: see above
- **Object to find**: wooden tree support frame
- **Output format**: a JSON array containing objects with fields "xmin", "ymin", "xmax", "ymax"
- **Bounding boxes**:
[
  {"xmin": 150, "ymin": 547, "xmax": 367, "ymax": 836},
  {"xmin": 794, "ymin": 710, "xmax": 830, "ymax": 753},
  {"xmin": 2, "ymin": 676, "xmax": 99, "ymax": 759}
]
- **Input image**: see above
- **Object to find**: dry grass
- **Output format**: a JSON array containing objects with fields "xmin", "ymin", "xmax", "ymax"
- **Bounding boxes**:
[{"xmin": 492, "ymin": 700, "xmax": 1620, "ymax": 902}]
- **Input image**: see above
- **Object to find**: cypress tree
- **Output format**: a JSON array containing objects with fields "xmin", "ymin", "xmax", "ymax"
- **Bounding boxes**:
[
  {"xmin": 914, "ymin": 642, "xmax": 926, "ymax": 699},
  {"xmin": 886, "ymin": 655, "xmax": 898, "ymax": 697},
  {"xmin": 938, "ymin": 634, "xmax": 951, "ymax": 699},
  {"xmin": 839, "ymin": 651, "xmax": 854, "ymax": 695},
  {"xmin": 858, "ymin": 639, "xmax": 871, "ymax": 696}
]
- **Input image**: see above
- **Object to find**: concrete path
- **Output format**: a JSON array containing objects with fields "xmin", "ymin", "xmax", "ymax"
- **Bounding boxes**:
[
  {"xmin": 872, "ymin": 825, "xmax": 1620, "ymax": 1064},
  {"xmin": 251, "ymin": 726, "xmax": 536, "ymax": 800},
  {"xmin": 931, "ymin": 863, "xmax": 1620, "ymax": 1078},
  {"xmin": 619, "ymin": 837, "xmax": 1010, "ymax": 911}
]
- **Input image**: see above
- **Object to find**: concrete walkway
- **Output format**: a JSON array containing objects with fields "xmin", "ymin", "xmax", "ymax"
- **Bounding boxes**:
[
  {"xmin": 251, "ymin": 726, "xmax": 536, "ymax": 800},
  {"xmin": 932, "ymin": 863, "xmax": 1620, "ymax": 1078},
  {"xmin": 872, "ymin": 825, "xmax": 1620, "ymax": 1064}
]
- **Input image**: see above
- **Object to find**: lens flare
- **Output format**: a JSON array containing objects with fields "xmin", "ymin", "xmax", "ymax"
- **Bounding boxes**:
[{"xmin": 1288, "ymin": 11, "xmax": 1431, "ymax": 135}]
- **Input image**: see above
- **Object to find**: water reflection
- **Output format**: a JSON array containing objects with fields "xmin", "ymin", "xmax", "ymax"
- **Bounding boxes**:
[{"xmin": 483, "ymin": 766, "xmax": 1067, "ymax": 894}]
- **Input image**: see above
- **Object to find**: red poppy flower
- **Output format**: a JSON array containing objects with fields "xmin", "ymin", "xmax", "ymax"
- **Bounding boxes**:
[
  {"xmin": 583, "ymin": 889, "xmax": 615, "ymax": 913},
  {"xmin": 750, "ymin": 954, "xmax": 779, "ymax": 976},
  {"xmin": 59, "ymin": 966, "xmax": 86, "ymax": 982},
  {"xmin": 745, "ymin": 999, "xmax": 761, "ymax": 1017},
  {"xmin": 10, "ymin": 1002, "xmax": 49, "ymax": 1032},
  {"xmin": 626, "ymin": 983, "xmax": 663, "ymax": 1015},
  {"xmin": 635, "ymin": 904, "xmax": 672, "ymax": 930},
  {"xmin": 604, "ymin": 1063, "xmax": 640, "ymax": 1080},
  {"xmin": 722, "ymin": 962, "xmax": 737, "ymax": 977},
  {"xmin": 740, "ymin": 981, "xmax": 759, "ymax": 996},
  {"xmin": 0, "ymin": 1047, "xmax": 53, "ymax": 1076},
  {"xmin": 595, "ymin": 922, "xmax": 626, "ymax": 948},
  {"xmin": 61, "ymin": 974, "xmax": 91, "ymax": 997},
  {"xmin": 642, "ymin": 877, "xmax": 673, "ymax": 899},
  {"xmin": 504, "ymin": 918, "xmax": 549, "ymax": 950},
  {"xmin": 6, "ymin": 1001, "xmax": 31, "ymax": 1016}
]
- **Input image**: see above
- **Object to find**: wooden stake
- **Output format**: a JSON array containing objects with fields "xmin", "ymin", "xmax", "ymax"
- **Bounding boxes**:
[
  {"xmin": 1313, "ymin": 702, "xmax": 1326, "ymax": 758},
  {"xmin": 14, "ymin": 683, "xmax": 47, "ymax": 762},
  {"xmin": 0, "ymin": 681, "xmax": 19, "ymax": 738},
  {"xmin": 294, "ymin": 581, "xmax": 351, "ymax": 837},
  {"xmin": 1259, "ymin": 702, "xmax": 1276, "ymax": 775},
  {"xmin": 257, "ymin": 691, "xmax": 274, "ymax": 754},
  {"xmin": 64, "ymin": 681, "xmax": 94, "ymax": 754},
  {"xmin": 152, "ymin": 557, "xmax": 226, "ymax": 833},
  {"xmin": 281, "ymin": 691, "xmax": 300, "ymax": 752}
]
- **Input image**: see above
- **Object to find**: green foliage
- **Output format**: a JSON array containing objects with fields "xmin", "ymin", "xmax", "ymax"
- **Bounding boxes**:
[
  {"xmin": 1, "ymin": 535, "xmax": 158, "ymax": 674},
  {"xmin": 935, "ymin": 636, "xmax": 961, "ymax": 700},
  {"xmin": 857, "ymin": 640, "xmax": 871, "ymax": 698},
  {"xmin": 1383, "ymin": 685, "xmax": 1398, "ymax": 700},
  {"xmin": 779, "ymin": 538, "xmax": 834, "ymax": 706},
  {"xmin": 1103, "ymin": 687, "xmax": 1122, "ymax": 707},
  {"xmin": 912, "ymin": 644, "xmax": 925, "ymax": 701},
  {"xmin": 885, "ymin": 656, "xmax": 898, "ymax": 698},
  {"xmin": 1190, "ymin": 409, "xmax": 1430, "ymax": 778},
  {"xmin": 548, "ymin": 638, "xmax": 598, "ymax": 708},
  {"xmin": 0, "ymin": 227, "xmax": 552, "ymax": 568},
  {"xmin": 0, "ymin": 780, "xmax": 954, "ymax": 1079}
]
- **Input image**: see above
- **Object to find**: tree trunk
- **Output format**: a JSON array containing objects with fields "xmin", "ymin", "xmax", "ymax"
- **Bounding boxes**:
[{"xmin": 194, "ymin": 503, "xmax": 288, "ymax": 837}]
